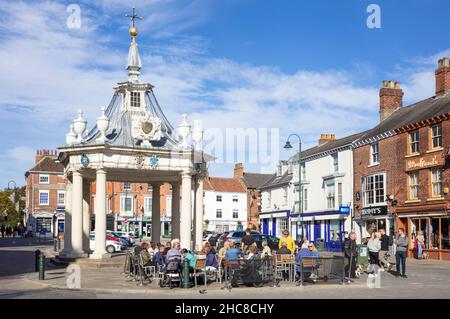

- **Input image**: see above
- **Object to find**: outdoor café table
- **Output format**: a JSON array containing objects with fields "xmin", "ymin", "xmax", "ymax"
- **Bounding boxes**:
[{"xmin": 296, "ymin": 255, "xmax": 346, "ymax": 285}]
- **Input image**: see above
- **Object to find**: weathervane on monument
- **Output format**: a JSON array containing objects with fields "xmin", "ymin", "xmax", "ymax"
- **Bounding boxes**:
[{"xmin": 125, "ymin": 6, "xmax": 142, "ymax": 37}]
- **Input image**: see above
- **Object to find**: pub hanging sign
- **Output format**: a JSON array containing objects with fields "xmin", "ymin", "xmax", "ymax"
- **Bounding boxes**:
[{"xmin": 361, "ymin": 205, "xmax": 388, "ymax": 218}]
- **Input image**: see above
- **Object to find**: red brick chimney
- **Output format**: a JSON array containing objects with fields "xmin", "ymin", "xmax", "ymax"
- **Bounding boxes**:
[
  {"xmin": 234, "ymin": 163, "xmax": 244, "ymax": 178},
  {"xmin": 319, "ymin": 134, "xmax": 335, "ymax": 146},
  {"xmin": 379, "ymin": 80, "xmax": 403, "ymax": 121},
  {"xmin": 436, "ymin": 57, "xmax": 450, "ymax": 96},
  {"xmin": 35, "ymin": 149, "xmax": 57, "ymax": 163}
]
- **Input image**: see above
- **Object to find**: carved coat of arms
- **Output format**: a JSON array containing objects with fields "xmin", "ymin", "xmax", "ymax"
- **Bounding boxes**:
[{"xmin": 131, "ymin": 114, "xmax": 162, "ymax": 141}]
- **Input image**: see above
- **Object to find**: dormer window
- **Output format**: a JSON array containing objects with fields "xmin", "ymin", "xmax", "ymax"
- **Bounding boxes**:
[{"xmin": 130, "ymin": 92, "xmax": 141, "ymax": 107}]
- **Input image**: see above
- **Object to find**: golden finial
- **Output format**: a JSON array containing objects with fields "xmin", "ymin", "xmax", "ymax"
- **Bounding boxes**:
[
  {"xmin": 125, "ymin": 7, "xmax": 142, "ymax": 37},
  {"xmin": 129, "ymin": 27, "xmax": 138, "ymax": 37}
]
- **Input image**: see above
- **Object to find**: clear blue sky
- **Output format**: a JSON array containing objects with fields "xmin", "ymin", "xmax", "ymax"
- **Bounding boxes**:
[{"xmin": 0, "ymin": 0, "xmax": 449, "ymax": 187}]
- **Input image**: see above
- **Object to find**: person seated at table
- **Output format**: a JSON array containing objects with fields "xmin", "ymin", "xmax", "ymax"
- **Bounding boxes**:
[
  {"xmin": 163, "ymin": 241, "xmax": 172, "ymax": 256},
  {"xmin": 260, "ymin": 240, "xmax": 272, "ymax": 258},
  {"xmin": 225, "ymin": 242, "xmax": 244, "ymax": 261},
  {"xmin": 295, "ymin": 242, "xmax": 320, "ymax": 281},
  {"xmin": 149, "ymin": 242, "xmax": 157, "ymax": 258},
  {"xmin": 205, "ymin": 245, "xmax": 219, "ymax": 271},
  {"xmin": 165, "ymin": 241, "xmax": 181, "ymax": 265},
  {"xmin": 277, "ymin": 242, "xmax": 292, "ymax": 255},
  {"xmin": 140, "ymin": 242, "xmax": 152, "ymax": 266},
  {"xmin": 246, "ymin": 245, "xmax": 257, "ymax": 260},
  {"xmin": 153, "ymin": 244, "xmax": 166, "ymax": 270},
  {"xmin": 218, "ymin": 240, "xmax": 230, "ymax": 261},
  {"xmin": 181, "ymin": 248, "xmax": 197, "ymax": 271}
]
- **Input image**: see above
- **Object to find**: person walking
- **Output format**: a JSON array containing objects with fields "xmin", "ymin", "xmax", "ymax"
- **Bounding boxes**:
[
  {"xmin": 278, "ymin": 230, "xmax": 296, "ymax": 254},
  {"xmin": 343, "ymin": 232, "xmax": 358, "ymax": 279},
  {"xmin": 379, "ymin": 228, "xmax": 392, "ymax": 271},
  {"xmin": 367, "ymin": 232, "xmax": 381, "ymax": 273},
  {"xmin": 395, "ymin": 228, "xmax": 408, "ymax": 278}
]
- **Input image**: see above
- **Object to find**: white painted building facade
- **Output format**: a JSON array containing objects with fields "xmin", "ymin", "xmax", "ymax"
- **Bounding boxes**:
[
  {"xmin": 261, "ymin": 134, "xmax": 363, "ymax": 250},
  {"xmin": 203, "ymin": 178, "xmax": 248, "ymax": 233}
]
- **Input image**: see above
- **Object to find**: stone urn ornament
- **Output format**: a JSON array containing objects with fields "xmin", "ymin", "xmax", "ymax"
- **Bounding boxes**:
[
  {"xmin": 73, "ymin": 109, "xmax": 87, "ymax": 144},
  {"xmin": 96, "ymin": 107, "xmax": 110, "ymax": 143}
]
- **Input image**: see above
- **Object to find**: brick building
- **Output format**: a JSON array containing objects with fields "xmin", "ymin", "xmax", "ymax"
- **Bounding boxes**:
[
  {"xmin": 90, "ymin": 180, "xmax": 172, "ymax": 237},
  {"xmin": 25, "ymin": 150, "xmax": 65, "ymax": 237},
  {"xmin": 233, "ymin": 163, "xmax": 273, "ymax": 230},
  {"xmin": 353, "ymin": 58, "xmax": 450, "ymax": 260}
]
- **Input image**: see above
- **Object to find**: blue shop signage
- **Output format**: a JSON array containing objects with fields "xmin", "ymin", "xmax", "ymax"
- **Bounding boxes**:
[{"xmin": 339, "ymin": 206, "xmax": 350, "ymax": 215}]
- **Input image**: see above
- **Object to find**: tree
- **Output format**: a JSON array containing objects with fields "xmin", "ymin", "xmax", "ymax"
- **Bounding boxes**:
[{"xmin": 0, "ymin": 186, "xmax": 25, "ymax": 228}]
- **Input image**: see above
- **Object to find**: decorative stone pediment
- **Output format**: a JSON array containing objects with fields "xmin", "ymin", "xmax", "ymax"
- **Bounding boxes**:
[{"xmin": 131, "ymin": 113, "xmax": 161, "ymax": 141}]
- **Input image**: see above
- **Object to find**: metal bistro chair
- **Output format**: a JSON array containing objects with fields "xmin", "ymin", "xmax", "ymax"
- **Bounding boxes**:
[
  {"xmin": 215, "ymin": 255, "xmax": 223, "ymax": 284},
  {"xmin": 122, "ymin": 250, "xmax": 132, "ymax": 276},
  {"xmin": 193, "ymin": 257, "xmax": 207, "ymax": 288},
  {"xmin": 137, "ymin": 254, "xmax": 156, "ymax": 286},
  {"xmin": 203, "ymin": 254, "xmax": 222, "ymax": 284},
  {"xmin": 275, "ymin": 254, "xmax": 294, "ymax": 283},
  {"xmin": 297, "ymin": 257, "xmax": 320, "ymax": 286},
  {"xmin": 130, "ymin": 252, "xmax": 140, "ymax": 282}
]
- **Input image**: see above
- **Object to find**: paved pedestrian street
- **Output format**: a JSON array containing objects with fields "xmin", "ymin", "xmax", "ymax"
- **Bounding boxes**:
[{"xmin": 1, "ymin": 238, "xmax": 449, "ymax": 299}]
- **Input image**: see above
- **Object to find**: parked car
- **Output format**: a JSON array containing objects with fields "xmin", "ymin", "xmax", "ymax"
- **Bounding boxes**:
[
  {"xmin": 218, "ymin": 230, "xmax": 260, "ymax": 248},
  {"xmin": 112, "ymin": 231, "xmax": 136, "ymax": 244},
  {"xmin": 89, "ymin": 234, "xmax": 124, "ymax": 253},
  {"xmin": 91, "ymin": 231, "xmax": 129, "ymax": 248},
  {"xmin": 252, "ymin": 234, "xmax": 280, "ymax": 252},
  {"xmin": 107, "ymin": 231, "xmax": 134, "ymax": 246}
]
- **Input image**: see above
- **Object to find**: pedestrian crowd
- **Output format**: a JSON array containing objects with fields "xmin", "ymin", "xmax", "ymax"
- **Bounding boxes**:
[{"xmin": 0, "ymin": 225, "xmax": 26, "ymax": 238}]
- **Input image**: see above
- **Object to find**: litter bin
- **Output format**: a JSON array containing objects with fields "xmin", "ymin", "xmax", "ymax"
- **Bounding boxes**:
[
  {"xmin": 357, "ymin": 244, "xmax": 368, "ymax": 266},
  {"xmin": 316, "ymin": 238, "xmax": 325, "ymax": 252}
]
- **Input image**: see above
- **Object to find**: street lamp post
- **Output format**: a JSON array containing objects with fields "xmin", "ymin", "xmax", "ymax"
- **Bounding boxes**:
[{"xmin": 284, "ymin": 134, "xmax": 303, "ymax": 241}]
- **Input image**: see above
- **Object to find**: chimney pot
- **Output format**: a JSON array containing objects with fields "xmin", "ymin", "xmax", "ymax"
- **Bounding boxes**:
[
  {"xmin": 379, "ymin": 79, "xmax": 404, "ymax": 122},
  {"xmin": 436, "ymin": 57, "xmax": 450, "ymax": 96},
  {"xmin": 388, "ymin": 80, "xmax": 394, "ymax": 89},
  {"xmin": 382, "ymin": 80, "xmax": 387, "ymax": 88}
]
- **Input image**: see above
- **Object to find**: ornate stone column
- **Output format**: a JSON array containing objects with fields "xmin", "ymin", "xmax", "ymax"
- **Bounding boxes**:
[
  {"xmin": 151, "ymin": 183, "xmax": 161, "ymax": 243},
  {"xmin": 91, "ymin": 168, "xmax": 108, "ymax": 259},
  {"xmin": 171, "ymin": 182, "xmax": 181, "ymax": 239},
  {"xmin": 180, "ymin": 171, "xmax": 192, "ymax": 250},
  {"xmin": 82, "ymin": 179, "xmax": 91, "ymax": 254},
  {"xmin": 194, "ymin": 177, "xmax": 204, "ymax": 251},
  {"xmin": 71, "ymin": 171, "xmax": 84, "ymax": 256},
  {"xmin": 60, "ymin": 178, "xmax": 73, "ymax": 257}
]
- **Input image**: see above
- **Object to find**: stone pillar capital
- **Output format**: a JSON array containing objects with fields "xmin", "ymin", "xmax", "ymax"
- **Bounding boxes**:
[
  {"xmin": 96, "ymin": 167, "xmax": 107, "ymax": 174},
  {"xmin": 181, "ymin": 170, "xmax": 192, "ymax": 179}
]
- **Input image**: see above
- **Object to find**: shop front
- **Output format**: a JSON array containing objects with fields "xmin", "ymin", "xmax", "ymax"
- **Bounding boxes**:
[
  {"xmin": 115, "ymin": 215, "xmax": 171, "ymax": 238},
  {"xmin": 298, "ymin": 208, "xmax": 351, "ymax": 252},
  {"xmin": 396, "ymin": 206, "xmax": 450, "ymax": 261},
  {"xmin": 116, "ymin": 215, "xmax": 142, "ymax": 237},
  {"xmin": 260, "ymin": 210, "xmax": 291, "ymax": 238},
  {"xmin": 356, "ymin": 205, "xmax": 394, "ymax": 242}
]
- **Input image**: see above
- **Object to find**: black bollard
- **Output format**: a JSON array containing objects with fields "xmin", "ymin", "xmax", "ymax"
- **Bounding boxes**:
[
  {"xmin": 57, "ymin": 238, "xmax": 61, "ymax": 251},
  {"xmin": 35, "ymin": 249, "xmax": 41, "ymax": 272},
  {"xmin": 53, "ymin": 238, "xmax": 58, "ymax": 252},
  {"xmin": 38, "ymin": 253, "xmax": 45, "ymax": 280}
]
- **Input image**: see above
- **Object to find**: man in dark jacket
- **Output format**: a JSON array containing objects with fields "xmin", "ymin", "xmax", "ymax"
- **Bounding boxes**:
[
  {"xmin": 343, "ymin": 232, "xmax": 358, "ymax": 279},
  {"xmin": 379, "ymin": 228, "xmax": 391, "ymax": 270}
]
